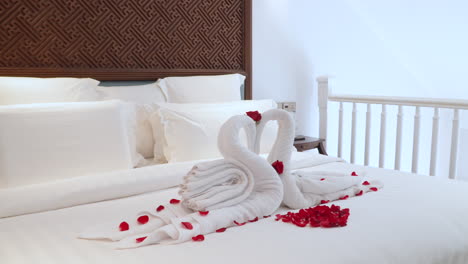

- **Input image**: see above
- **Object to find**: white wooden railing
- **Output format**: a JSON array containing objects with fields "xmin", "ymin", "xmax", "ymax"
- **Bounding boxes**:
[{"xmin": 317, "ymin": 76, "xmax": 468, "ymax": 179}]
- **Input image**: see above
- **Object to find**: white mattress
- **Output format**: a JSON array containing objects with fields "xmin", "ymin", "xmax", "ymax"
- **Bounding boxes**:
[{"xmin": 2, "ymin": 155, "xmax": 468, "ymax": 264}]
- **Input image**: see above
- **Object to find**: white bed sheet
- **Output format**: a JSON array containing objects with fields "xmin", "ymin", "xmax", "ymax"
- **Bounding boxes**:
[{"xmin": 2, "ymin": 155, "xmax": 468, "ymax": 264}]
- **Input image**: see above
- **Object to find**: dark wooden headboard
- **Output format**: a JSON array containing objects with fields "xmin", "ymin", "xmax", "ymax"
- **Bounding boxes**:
[{"xmin": 0, "ymin": 0, "xmax": 252, "ymax": 99}]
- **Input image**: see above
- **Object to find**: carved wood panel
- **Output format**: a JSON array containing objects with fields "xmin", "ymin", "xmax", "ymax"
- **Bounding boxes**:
[{"xmin": 0, "ymin": 0, "xmax": 252, "ymax": 98}]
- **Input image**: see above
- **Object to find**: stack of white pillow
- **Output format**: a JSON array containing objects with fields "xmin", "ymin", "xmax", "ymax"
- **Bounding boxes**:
[{"xmin": 0, "ymin": 74, "xmax": 281, "ymax": 189}]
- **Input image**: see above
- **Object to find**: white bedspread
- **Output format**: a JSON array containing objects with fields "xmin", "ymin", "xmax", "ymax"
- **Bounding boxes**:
[{"xmin": 1, "ymin": 153, "xmax": 468, "ymax": 264}]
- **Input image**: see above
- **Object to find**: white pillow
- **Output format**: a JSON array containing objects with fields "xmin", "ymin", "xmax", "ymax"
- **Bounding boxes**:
[
  {"xmin": 97, "ymin": 83, "xmax": 166, "ymax": 159},
  {"xmin": 151, "ymin": 100, "xmax": 279, "ymax": 163},
  {"xmin": 0, "ymin": 77, "xmax": 99, "ymax": 105},
  {"xmin": 0, "ymin": 101, "xmax": 134, "ymax": 188},
  {"xmin": 158, "ymin": 74, "xmax": 245, "ymax": 103}
]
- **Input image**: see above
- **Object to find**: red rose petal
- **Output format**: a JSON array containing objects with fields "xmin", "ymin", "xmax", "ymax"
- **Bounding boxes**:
[
  {"xmin": 320, "ymin": 178, "xmax": 326, "ymax": 181},
  {"xmin": 170, "ymin": 199, "xmax": 180, "ymax": 204},
  {"xmin": 249, "ymin": 217, "xmax": 259, "ymax": 223},
  {"xmin": 156, "ymin": 205, "xmax": 165, "ymax": 212},
  {"xmin": 272, "ymin": 160, "xmax": 284, "ymax": 174},
  {"xmin": 320, "ymin": 200, "xmax": 330, "ymax": 204},
  {"xmin": 339, "ymin": 195, "xmax": 349, "ymax": 200},
  {"xmin": 276, "ymin": 205, "xmax": 350, "ymax": 229},
  {"xmin": 137, "ymin": 215, "xmax": 149, "ymax": 225},
  {"xmin": 351, "ymin": 171, "xmax": 358, "ymax": 176},
  {"xmin": 356, "ymin": 190, "xmax": 364, "ymax": 196},
  {"xmin": 246, "ymin": 111, "xmax": 262, "ymax": 122},
  {"xmin": 362, "ymin": 181, "xmax": 370, "ymax": 186},
  {"xmin": 192, "ymin": 235, "xmax": 205, "ymax": 242},
  {"xmin": 181, "ymin": 222, "xmax": 193, "ymax": 230},
  {"xmin": 263, "ymin": 215, "xmax": 271, "ymax": 218},
  {"xmin": 216, "ymin": 227, "xmax": 227, "ymax": 233},
  {"xmin": 119, "ymin": 221, "xmax": 129, "ymax": 232},
  {"xmin": 135, "ymin": 236, "xmax": 147, "ymax": 243},
  {"xmin": 199, "ymin": 211, "xmax": 209, "ymax": 216},
  {"xmin": 234, "ymin": 221, "xmax": 246, "ymax": 226},
  {"xmin": 370, "ymin": 187, "xmax": 379, "ymax": 192}
]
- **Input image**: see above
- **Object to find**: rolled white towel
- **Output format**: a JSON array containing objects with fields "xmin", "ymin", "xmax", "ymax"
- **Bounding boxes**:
[{"xmin": 179, "ymin": 158, "xmax": 254, "ymax": 211}]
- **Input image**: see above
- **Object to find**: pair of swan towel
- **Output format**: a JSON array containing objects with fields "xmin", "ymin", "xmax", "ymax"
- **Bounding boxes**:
[{"xmin": 80, "ymin": 109, "xmax": 383, "ymax": 248}]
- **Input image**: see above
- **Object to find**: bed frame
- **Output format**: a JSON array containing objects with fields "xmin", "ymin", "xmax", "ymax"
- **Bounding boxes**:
[
  {"xmin": 317, "ymin": 76, "xmax": 468, "ymax": 179},
  {"xmin": 0, "ymin": 0, "xmax": 252, "ymax": 99}
]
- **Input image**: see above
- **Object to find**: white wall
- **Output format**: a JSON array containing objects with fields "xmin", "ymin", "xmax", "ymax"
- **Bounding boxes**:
[{"xmin": 253, "ymin": 0, "xmax": 468, "ymax": 179}]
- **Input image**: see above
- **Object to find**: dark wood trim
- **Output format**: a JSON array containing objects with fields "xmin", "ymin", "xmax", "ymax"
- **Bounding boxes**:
[{"xmin": 0, "ymin": 0, "xmax": 252, "ymax": 97}]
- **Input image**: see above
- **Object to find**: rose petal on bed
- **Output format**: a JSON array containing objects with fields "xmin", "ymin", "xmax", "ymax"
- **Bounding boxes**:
[
  {"xmin": 137, "ymin": 215, "xmax": 149, "ymax": 225},
  {"xmin": 192, "ymin": 235, "xmax": 205, "ymax": 242},
  {"xmin": 216, "ymin": 228, "xmax": 227, "ymax": 233},
  {"xmin": 339, "ymin": 195, "xmax": 349, "ymax": 200},
  {"xmin": 170, "ymin": 199, "xmax": 181, "ymax": 204},
  {"xmin": 356, "ymin": 190, "xmax": 364, "ymax": 196},
  {"xmin": 370, "ymin": 187, "xmax": 379, "ymax": 192},
  {"xmin": 263, "ymin": 215, "xmax": 271, "ymax": 218},
  {"xmin": 199, "ymin": 211, "xmax": 209, "ymax": 216},
  {"xmin": 351, "ymin": 171, "xmax": 358, "ymax": 176},
  {"xmin": 156, "ymin": 205, "xmax": 165, "ymax": 212},
  {"xmin": 362, "ymin": 181, "xmax": 370, "ymax": 186},
  {"xmin": 249, "ymin": 217, "xmax": 259, "ymax": 223},
  {"xmin": 320, "ymin": 200, "xmax": 330, "ymax": 204},
  {"xmin": 234, "ymin": 221, "xmax": 246, "ymax": 226},
  {"xmin": 136, "ymin": 236, "xmax": 147, "ymax": 243},
  {"xmin": 181, "ymin": 222, "xmax": 193, "ymax": 230},
  {"xmin": 320, "ymin": 178, "xmax": 326, "ymax": 181},
  {"xmin": 119, "ymin": 221, "xmax": 129, "ymax": 232}
]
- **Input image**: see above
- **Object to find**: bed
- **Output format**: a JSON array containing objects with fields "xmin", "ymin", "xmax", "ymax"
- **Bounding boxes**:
[{"xmin": 1, "ymin": 1, "xmax": 468, "ymax": 264}]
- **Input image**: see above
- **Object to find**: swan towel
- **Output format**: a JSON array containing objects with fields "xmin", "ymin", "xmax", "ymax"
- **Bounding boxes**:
[{"xmin": 80, "ymin": 113, "xmax": 283, "ymax": 248}]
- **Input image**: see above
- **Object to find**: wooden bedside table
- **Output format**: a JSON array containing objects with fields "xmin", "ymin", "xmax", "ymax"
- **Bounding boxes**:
[{"xmin": 294, "ymin": 136, "xmax": 327, "ymax": 155}]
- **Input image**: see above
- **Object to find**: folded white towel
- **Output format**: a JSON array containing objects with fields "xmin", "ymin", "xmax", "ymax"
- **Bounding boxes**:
[
  {"xmin": 257, "ymin": 109, "xmax": 384, "ymax": 209},
  {"xmin": 80, "ymin": 113, "xmax": 283, "ymax": 248}
]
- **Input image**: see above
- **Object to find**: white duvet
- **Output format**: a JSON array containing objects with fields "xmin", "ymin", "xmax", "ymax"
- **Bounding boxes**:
[{"xmin": 2, "ymin": 152, "xmax": 468, "ymax": 264}]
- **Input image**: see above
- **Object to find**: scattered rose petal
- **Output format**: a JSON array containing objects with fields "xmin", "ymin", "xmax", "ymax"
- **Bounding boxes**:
[
  {"xmin": 339, "ymin": 195, "xmax": 349, "ymax": 200},
  {"xmin": 356, "ymin": 190, "xmax": 364, "ymax": 196},
  {"xmin": 192, "ymin": 235, "xmax": 205, "ymax": 242},
  {"xmin": 320, "ymin": 178, "xmax": 326, "ymax": 181},
  {"xmin": 246, "ymin": 111, "xmax": 262, "ymax": 122},
  {"xmin": 136, "ymin": 236, "xmax": 147, "ymax": 243},
  {"xmin": 263, "ymin": 215, "xmax": 271, "ymax": 218},
  {"xmin": 249, "ymin": 217, "xmax": 259, "ymax": 223},
  {"xmin": 320, "ymin": 200, "xmax": 330, "ymax": 204},
  {"xmin": 370, "ymin": 187, "xmax": 378, "ymax": 192},
  {"xmin": 181, "ymin": 222, "xmax": 193, "ymax": 230},
  {"xmin": 216, "ymin": 227, "xmax": 227, "ymax": 233},
  {"xmin": 351, "ymin": 171, "xmax": 358, "ymax": 176},
  {"xmin": 170, "ymin": 199, "xmax": 180, "ymax": 204},
  {"xmin": 362, "ymin": 181, "xmax": 370, "ymax": 186},
  {"xmin": 275, "ymin": 205, "xmax": 350, "ymax": 228},
  {"xmin": 199, "ymin": 211, "xmax": 209, "ymax": 216},
  {"xmin": 272, "ymin": 160, "xmax": 284, "ymax": 174},
  {"xmin": 119, "ymin": 221, "xmax": 129, "ymax": 232},
  {"xmin": 137, "ymin": 215, "xmax": 149, "ymax": 225},
  {"xmin": 156, "ymin": 205, "xmax": 165, "ymax": 212},
  {"xmin": 234, "ymin": 221, "xmax": 246, "ymax": 226}
]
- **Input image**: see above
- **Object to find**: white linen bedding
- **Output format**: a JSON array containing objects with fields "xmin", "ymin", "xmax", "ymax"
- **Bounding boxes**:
[{"xmin": 1, "ymin": 152, "xmax": 468, "ymax": 264}]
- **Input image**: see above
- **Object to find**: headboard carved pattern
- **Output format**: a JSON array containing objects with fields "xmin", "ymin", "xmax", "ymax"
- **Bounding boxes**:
[{"xmin": 0, "ymin": 0, "xmax": 252, "ymax": 98}]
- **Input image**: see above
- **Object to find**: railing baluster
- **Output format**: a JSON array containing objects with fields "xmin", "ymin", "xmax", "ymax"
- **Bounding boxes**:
[
  {"xmin": 350, "ymin": 103, "xmax": 357, "ymax": 163},
  {"xmin": 412, "ymin": 106, "xmax": 421, "ymax": 173},
  {"xmin": 429, "ymin": 108, "xmax": 439, "ymax": 176},
  {"xmin": 449, "ymin": 109, "xmax": 460, "ymax": 179},
  {"xmin": 364, "ymin": 104, "xmax": 371, "ymax": 166},
  {"xmin": 338, "ymin": 102, "xmax": 343, "ymax": 158},
  {"xmin": 394, "ymin": 105, "xmax": 403, "ymax": 170},
  {"xmin": 379, "ymin": 104, "xmax": 386, "ymax": 168}
]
